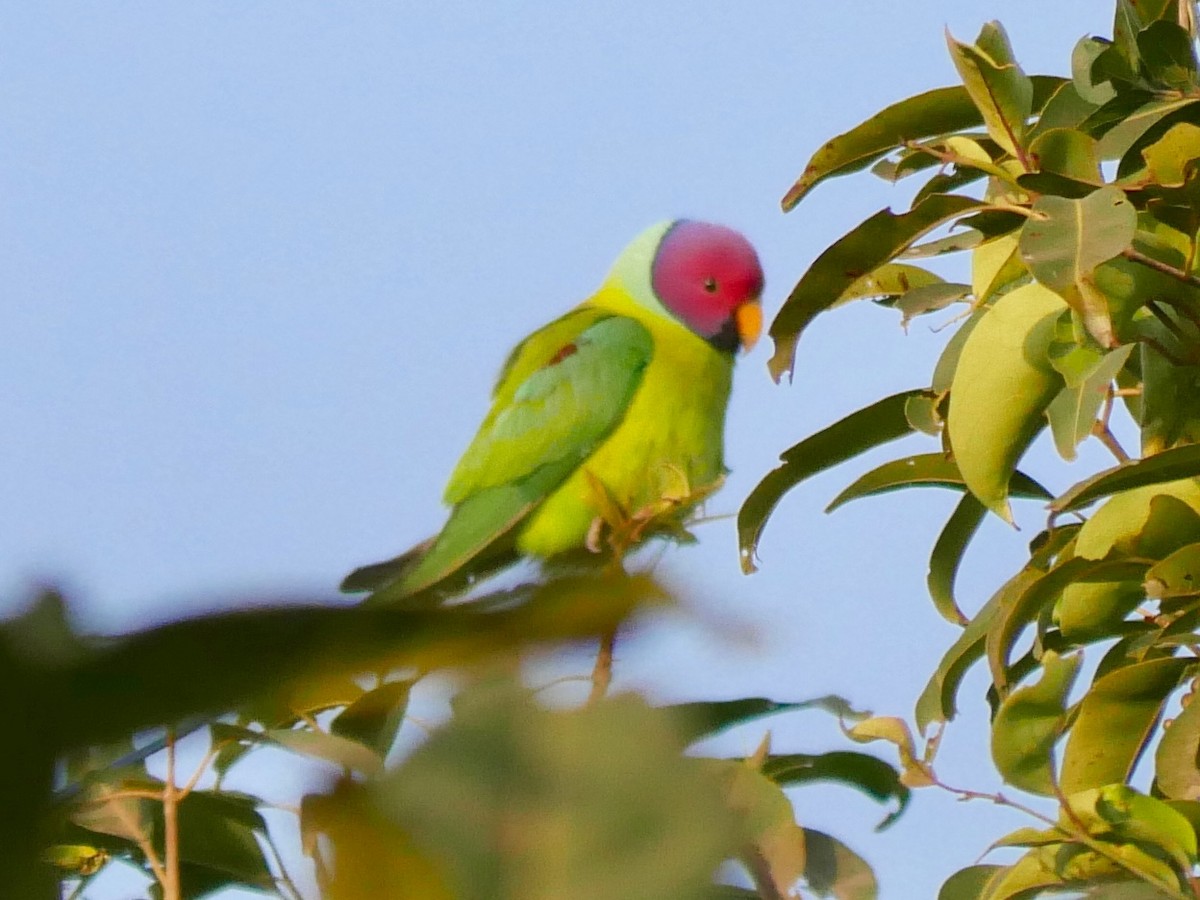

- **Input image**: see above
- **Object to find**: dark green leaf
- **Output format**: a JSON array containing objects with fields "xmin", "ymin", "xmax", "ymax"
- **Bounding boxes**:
[
  {"xmin": 801, "ymin": 828, "xmax": 877, "ymax": 900},
  {"xmin": 927, "ymin": 494, "xmax": 986, "ymax": 627},
  {"xmin": 946, "ymin": 22, "xmax": 1033, "ymax": 159},
  {"xmin": 1052, "ymin": 444, "xmax": 1200, "ymax": 512},
  {"xmin": 738, "ymin": 391, "xmax": 924, "ymax": 573},
  {"xmin": 825, "ymin": 454, "xmax": 1050, "ymax": 514},
  {"xmin": 761, "ymin": 752, "xmax": 909, "ymax": 830},
  {"xmin": 780, "ymin": 77, "xmax": 1064, "ymax": 209},
  {"xmin": 769, "ymin": 194, "xmax": 983, "ymax": 381},
  {"xmin": 667, "ymin": 697, "xmax": 860, "ymax": 744},
  {"xmin": 1137, "ymin": 21, "xmax": 1198, "ymax": 92},
  {"xmin": 330, "ymin": 678, "xmax": 414, "ymax": 759}
]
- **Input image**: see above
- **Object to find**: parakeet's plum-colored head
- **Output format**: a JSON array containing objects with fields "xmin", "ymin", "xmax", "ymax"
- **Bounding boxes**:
[{"xmin": 651, "ymin": 220, "xmax": 764, "ymax": 353}]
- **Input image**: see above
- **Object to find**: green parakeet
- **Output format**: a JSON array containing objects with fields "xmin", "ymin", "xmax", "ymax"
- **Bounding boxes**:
[{"xmin": 343, "ymin": 220, "xmax": 764, "ymax": 603}]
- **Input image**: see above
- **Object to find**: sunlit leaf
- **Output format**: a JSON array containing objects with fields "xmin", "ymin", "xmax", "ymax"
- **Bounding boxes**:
[
  {"xmin": 330, "ymin": 678, "xmax": 414, "ymax": 759},
  {"xmin": 1156, "ymin": 684, "xmax": 1200, "ymax": 801},
  {"xmin": 945, "ymin": 22, "xmax": 1033, "ymax": 160},
  {"xmin": 947, "ymin": 282, "xmax": 1066, "ymax": 522},
  {"xmin": 1060, "ymin": 658, "xmax": 1189, "ymax": 793},
  {"xmin": 937, "ymin": 865, "xmax": 1003, "ymax": 900},
  {"xmin": 1045, "ymin": 344, "xmax": 1135, "ymax": 461},
  {"xmin": 990, "ymin": 650, "xmax": 1082, "ymax": 795}
]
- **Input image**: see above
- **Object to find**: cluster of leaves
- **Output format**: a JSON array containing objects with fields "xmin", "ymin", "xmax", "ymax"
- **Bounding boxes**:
[
  {"xmin": 742, "ymin": 2, "xmax": 1200, "ymax": 897},
  {"xmin": 12, "ymin": 566, "xmax": 905, "ymax": 898}
]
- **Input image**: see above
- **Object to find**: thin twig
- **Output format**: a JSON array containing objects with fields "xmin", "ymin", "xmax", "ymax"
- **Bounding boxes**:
[
  {"xmin": 95, "ymin": 786, "xmax": 168, "ymax": 887},
  {"xmin": 263, "ymin": 828, "xmax": 305, "ymax": 900},
  {"xmin": 586, "ymin": 629, "xmax": 617, "ymax": 706},
  {"xmin": 162, "ymin": 728, "xmax": 181, "ymax": 900},
  {"xmin": 1123, "ymin": 247, "xmax": 1200, "ymax": 289},
  {"xmin": 933, "ymin": 777, "xmax": 1192, "ymax": 899},
  {"xmin": 1092, "ymin": 385, "xmax": 1131, "ymax": 463}
]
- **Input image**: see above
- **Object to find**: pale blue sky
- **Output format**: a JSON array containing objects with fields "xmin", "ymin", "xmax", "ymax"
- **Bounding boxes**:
[{"xmin": 3, "ymin": 3, "xmax": 1118, "ymax": 897}]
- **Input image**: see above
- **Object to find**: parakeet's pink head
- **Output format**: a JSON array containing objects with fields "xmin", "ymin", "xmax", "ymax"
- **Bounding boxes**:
[{"xmin": 651, "ymin": 220, "xmax": 764, "ymax": 353}]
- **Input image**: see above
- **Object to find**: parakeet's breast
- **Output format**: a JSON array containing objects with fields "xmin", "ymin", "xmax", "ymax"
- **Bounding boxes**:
[{"xmin": 516, "ymin": 287, "xmax": 734, "ymax": 558}]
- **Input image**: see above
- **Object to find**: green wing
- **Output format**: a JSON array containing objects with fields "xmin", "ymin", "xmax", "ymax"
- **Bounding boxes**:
[{"xmin": 349, "ymin": 310, "xmax": 654, "ymax": 603}]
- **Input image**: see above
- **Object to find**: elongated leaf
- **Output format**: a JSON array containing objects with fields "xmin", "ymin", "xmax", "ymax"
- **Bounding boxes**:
[
  {"xmin": 1045, "ymin": 344, "xmax": 1135, "ymax": 461},
  {"xmin": 916, "ymin": 580, "xmax": 1019, "ymax": 731},
  {"xmin": 738, "ymin": 390, "xmax": 924, "ymax": 573},
  {"xmin": 760, "ymin": 752, "xmax": 908, "ymax": 829},
  {"xmin": 1060, "ymin": 657, "xmax": 1189, "ymax": 793},
  {"xmin": 947, "ymin": 282, "xmax": 1066, "ymax": 522},
  {"xmin": 1095, "ymin": 96, "xmax": 1200, "ymax": 161},
  {"xmin": 330, "ymin": 678, "xmax": 413, "ymax": 759},
  {"xmin": 782, "ymin": 76, "xmax": 1063, "ymax": 208},
  {"xmin": 1145, "ymin": 542, "xmax": 1200, "ymax": 600},
  {"xmin": 668, "ymin": 697, "xmax": 860, "ymax": 744},
  {"xmin": 769, "ymin": 194, "xmax": 983, "ymax": 381},
  {"xmin": 991, "ymin": 651, "xmax": 1082, "ymax": 795},
  {"xmin": 825, "ymin": 454, "xmax": 1050, "ymax": 513},
  {"xmin": 1156, "ymin": 687, "xmax": 1200, "ymax": 801},
  {"xmin": 946, "ymin": 22, "xmax": 1033, "ymax": 160},
  {"xmin": 1052, "ymin": 444, "xmax": 1200, "ymax": 512},
  {"xmin": 928, "ymin": 494, "xmax": 986, "ymax": 626},
  {"xmin": 895, "ymin": 283, "xmax": 972, "ymax": 326}
]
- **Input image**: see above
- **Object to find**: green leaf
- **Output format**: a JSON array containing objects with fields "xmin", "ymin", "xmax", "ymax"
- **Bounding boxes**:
[
  {"xmin": 262, "ymin": 728, "xmax": 383, "ymax": 775},
  {"xmin": 1028, "ymin": 128, "xmax": 1102, "ymax": 182},
  {"xmin": 895, "ymin": 283, "xmax": 972, "ymax": 326},
  {"xmin": 330, "ymin": 678, "xmax": 413, "ymax": 759},
  {"xmin": 1019, "ymin": 186, "xmax": 1137, "ymax": 346},
  {"xmin": 721, "ymin": 761, "xmax": 808, "ymax": 898},
  {"xmin": 1045, "ymin": 344, "xmax": 1136, "ymax": 461},
  {"xmin": 971, "ymin": 233, "xmax": 1027, "ymax": 303},
  {"xmin": 768, "ymin": 194, "xmax": 983, "ymax": 381},
  {"xmin": 1052, "ymin": 447, "xmax": 1200, "ymax": 512},
  {"xmin": 833, "ymin": 263, "xmax": 945, "ymax": 305},
  {"xmin": 916, "ymin": 583, "xmax": 1012, "ymax": 731},
  {"xmin": 1156, "ymin": 685, "xmax": 1200, "ymax": 800},
  {"xmin": 1141, "ymin": 327, "xmax": 1200, "ymax": 457},
  {"xmin": 1071, "ymin": 783, "xmax": 1199, "ymax": 872},
  {"xmin": 945, "ymin": 22, "xmax": 1034, "ymax": 160},
  {"xmin": 801, "ymin": 829, "xmax": 877, "ymax": 900},
  {"xmin": 937, "ymin": 865, "xmax": 1003, "ymax": 900},
  {"xmin": 1060, "ymin": 657, "xmax": 1189, "ymax": 793},
  {"xmin": 172, "ymin": 789, "xmax": 272, "ymax": 887},
  {"xmin": 1095, "ymin": 96, "xmax": 1200, "ymax": 162},
  {"xmin": 1072, "ymin": 36, "xmax": 1119, "ymax": 105},
  {"xmin": 738, "ymin": 390, "xmax": 924, "ymax": 573},
  {"xmin": 927, "ymin": 494, "xmax": 986, "ymax": 626},
  {"xmin": 1137, "ymin": 20, "xmax": 1199, "ymax": 92},
  {"xmin": 376, "ymin": 680, "xmax": 740, "ymax": 900},
  {"xmin": 667, "ymin": 697, "xmax": 861, "ymax": 744},
  {"xmin": 760, "ymin": 752, "xmax": 909, "ymax": 830},
  {"xmin": 826, "ymin": 454, "xmax": 1050, "ymax": 513},
  {"xmin": 780, "ymin": 77, "xmax": 1064, "ymax": 209},
  {"xmin": 990, "ymin": 650, "xmax": 1082, "ymax": 795},
  {"xmin": 947, "ymin": 282, "xmax": 1066, "ymax": 522}
]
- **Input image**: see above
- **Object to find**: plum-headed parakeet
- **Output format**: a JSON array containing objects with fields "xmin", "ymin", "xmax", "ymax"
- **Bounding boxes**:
[{"xmin": 344, "ymin": 220, "xmax": 764, "ymax": 603}]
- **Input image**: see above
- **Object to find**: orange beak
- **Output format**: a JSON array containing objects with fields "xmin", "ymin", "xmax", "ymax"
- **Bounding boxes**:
[{"xmin": 735, "ymin": 301, "xmax": 763, "ymax": 352}]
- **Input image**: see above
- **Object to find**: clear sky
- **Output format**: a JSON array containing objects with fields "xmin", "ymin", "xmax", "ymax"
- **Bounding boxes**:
[{"xmin": 3, "ymin": 2, "xmax": 1120, "ymax": 897}]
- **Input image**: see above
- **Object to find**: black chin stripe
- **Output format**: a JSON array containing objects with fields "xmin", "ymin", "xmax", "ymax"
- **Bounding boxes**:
[{"xmin": 707, "ymin": 319, "xmax": 739, "ymax": 353}]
